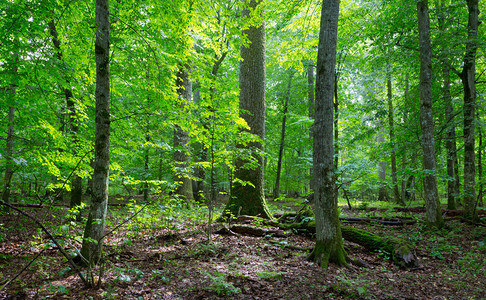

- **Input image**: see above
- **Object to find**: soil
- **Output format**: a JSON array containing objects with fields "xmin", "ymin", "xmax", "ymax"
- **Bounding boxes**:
[{"xmin": 0, "ymin": 201, "xmax": 485, "ymax": 299}]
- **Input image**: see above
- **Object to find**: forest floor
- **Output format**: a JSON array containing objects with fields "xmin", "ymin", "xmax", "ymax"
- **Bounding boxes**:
[{"xmin": 0, "ymin": 196, "xmax": 485, "ymax": 299}]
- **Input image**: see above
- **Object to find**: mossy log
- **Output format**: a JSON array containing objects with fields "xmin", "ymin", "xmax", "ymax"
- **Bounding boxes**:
[{"xmin": 281, "ymin": 221, "xmax": 418, "ymax": 268}]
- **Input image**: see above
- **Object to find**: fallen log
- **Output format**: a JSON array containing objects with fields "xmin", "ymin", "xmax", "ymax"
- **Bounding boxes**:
[
  {"xmin": 281, "ymin": 220, "xmax": 419, "ymax": 268},
  {"xmin": 8, "ymin": 203, "xmax": 48, "ymax": 208},
  {"xmin": 339, "ymin": 216, "xmax": 416, "ymax": 226},
  {"xmin": 394, "ymin": 207, "xmax": 486, "ymax": 217},
  {"xmin": 215, "ymin": 224, "xmax": 288, "ymax": 238}
]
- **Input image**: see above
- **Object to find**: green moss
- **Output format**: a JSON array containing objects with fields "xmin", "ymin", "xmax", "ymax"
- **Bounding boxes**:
[{"xmin": 308, "ymin": 236, "xmax": 348, "ymax": 268}]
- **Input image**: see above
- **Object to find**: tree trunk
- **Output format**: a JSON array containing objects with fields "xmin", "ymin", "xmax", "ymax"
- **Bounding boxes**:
[
  {"xmin": 224, "ymin": 0, "xmax": 271, "ymax": 219},
  {"xmin": 307, "ymin": 61, "xmax": 315, "ymax": 193},
  {"xmin": 442, "ymin": 65, "xmax": 458, "ymax": 210},
  {"xmin": 2, "ymin": 51, "xmax": 18, "ymax": 206},
  {"xmin": 461, "ymin": 0, "xmax": 479, "ymax": 220},
  {"xmin": 80, "ymin": 0, "xmax": 110, "ymax": 266},
  {"xmin": 377, "ymin": 124, "xmax": 388, "ymax": 202},
  {"xmin": 274, "ymin": 70, "xmax": 294, "ymax": 198},
  {"xmin": 478, "ymin": 112, "xmax": 483, "ymax": 207},
  {"xmin": 417, "ymin": 0, "xmax": 444, "ymax": 228},
  {"xmin": 308, "ymin": 0, "xmax": 347, "ymax": 268},
  {"xmin": 2, "ymin": 106, "xmax": 15, "ymax": 205},
  {"xmin": 48, "ymin": 19, "xmax": 83, "ymax": 208},
  {"xmin": 387, "ymin": 73, "xmax": 403, "ymax": 205},
  {"xmin": 173, "ymin": 64, "xmax": 194, "ymax": 204},
  {"xmin": 143, "ymin": 134, "xmax": 150, "ymax": 202}
]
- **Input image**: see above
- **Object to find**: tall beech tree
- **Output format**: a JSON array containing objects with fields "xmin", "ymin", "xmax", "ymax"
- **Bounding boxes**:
[
  {"xmin": 224, "ymin": 0, "xmax": 271, "ymax": 219},
  {"xmin": 308, "ymin": 0, "xmax": 347, "ymax": 268},
  {"xmin": 80, "ymin": 0, "xmax": 111, "ymax": 265},
  {"xmin": 416, "ymin": 0, "xmax": 443, "ymax": 228}
]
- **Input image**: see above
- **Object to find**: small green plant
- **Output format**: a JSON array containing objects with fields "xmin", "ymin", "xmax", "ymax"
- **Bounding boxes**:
[
  {"xmin": 151, "ymin": 270, "xmax": 170, "ymax": 283},
  {"xmin": 257, "ymin": 270, "xmax": 283, "ymax": 281},
  {"xmin": 204, "ymin": 272, "xmax": 240, "ymax": 296}
]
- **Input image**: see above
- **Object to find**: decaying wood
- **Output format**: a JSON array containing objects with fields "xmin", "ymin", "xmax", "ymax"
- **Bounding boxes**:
[
  {"xmin": 215, "ymin": 224, "xmax": 288, "ymax": 238},
  {"xmin": 339, "ymin": 216, "xmax": 416, "ymax": 226},
  {"xmin": 394, "ymin": 207, "xmax": 486, "ymax": 217},
  {"xmin": 8, "ymin": 203, "xmax": 48, "ymax": 208}
]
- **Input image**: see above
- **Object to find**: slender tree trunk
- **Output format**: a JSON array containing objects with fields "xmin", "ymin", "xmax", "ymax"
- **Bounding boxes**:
[
  {"xmin": 224, "ymin": 0, "xmax": 271, "ymax": 219},
  {"xmin": 478, "ymin": 112, "xmax": 483, "ymax": 207},
  {"xmin": 377, "ymin": 124, "xmax": 388, "ymax": 202},
  {"xmin": 80, "ymin": 0, "xmax": 110, "ymax": 265},
  {"xmin": 442, "ymin": 65, "xmax": 458, "ymax": 210},
  {"xmin": 48, "ymin": 19, "xmax": 83, "ymax": 208},
  {"xmin": 401, "ymin": 74, "xmax": 410, "ymax": 203},
  {"xmin": 2, "ymin": 52, "xmax": 18, "ymax": 205},
  {"xmin": 308, "ymin": 0, "xmax": 347, "ymax": 268},
  {"xmin": 387, "ymin": 73, "xmax": 403, "ymax": 205},
  {"xmin": 143, "ymin": 134, "xmax": 150, "ymax": 202},
  {"xmin": 274, "ymin": 70, "xmax": 294, "ymax": 198},
  {"xmin": 333, "ymin": 70, "xmax": 339, "ymax": 171},
  {"xmin": 2, "ymin": 106, "xmax": 15, "ymax": 204},
  {"xmin": 417, "ymin": 0, "xmax": 444, "ymax": 228},
  {"xmin": 173, "ymin": 64, "xmax": 194, "ymax": 204},
  {"xmin": 307, "ymin": 61, "xmax": 315, "ymax": 193},
  {"xmin": 461, "ymin": 0, "xmax": 479, "ymax": 220},
  {"xmin": 193, "ymin": 52, "xmax": 227, "ymax": 201}
]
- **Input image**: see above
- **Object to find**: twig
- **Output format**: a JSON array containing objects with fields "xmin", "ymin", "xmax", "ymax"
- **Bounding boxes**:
[
  {"xmin": 0, "ymin": 201, "xmax": 87, "ymax": 286},
  {"xmin": 0, "ymin": 248, "xmax": 46, "ymax": 292}
]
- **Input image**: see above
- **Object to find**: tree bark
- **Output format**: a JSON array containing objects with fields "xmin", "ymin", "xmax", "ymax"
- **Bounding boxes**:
[
  {"xmin": 80, "ymin": 0, "xmax": 110, "ymax": 265},
  {"xmin": 461, "ymin": 0, "xmax": 479, "ymax": 220},
  {"xmin": 173, "ymin": 64, "xmax": 194, "ymax": 204},
  {"xmin": 417, "ymin": 0, "xmax": 444, "ymax": 228},
  {"xmin": 308, "ymin": 0, "xmax": 347, "ymax": 268},
  {"xmin": 274, "ymin": 70, "xmax": 294, "ymax": 198},
  {"xmin": 224, "ymin": 0, "xmax": 271, "ymax": 219}
]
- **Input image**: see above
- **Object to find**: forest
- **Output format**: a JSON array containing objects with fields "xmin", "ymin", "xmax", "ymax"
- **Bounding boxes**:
[{"xmin": 0, "ymin": 0, "xmax": 485, "ymax": 298}]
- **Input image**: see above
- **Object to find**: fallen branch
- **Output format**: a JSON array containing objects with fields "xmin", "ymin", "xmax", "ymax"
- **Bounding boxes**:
[
  {"xmin": 0, "ymin": 200, "xmax": 87, "ymax": 286},
  {"xmin": 339, "ymin": 216, "xmax": 416, "ymax": 226},
  {"xmin": 0, "ymin": 248, "xmax": 46, "ymax": 292}
]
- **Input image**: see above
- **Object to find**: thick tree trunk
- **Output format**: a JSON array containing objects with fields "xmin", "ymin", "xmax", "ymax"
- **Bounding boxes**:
[
  {"xmin": 417, "ymin": 0, "xmax": 444, "ymax": 228},
  {"xmin": 173, "ymin": 65, "xmax": 194, "ymax": 204},
  {"xmin": 80, "ymin": 0, "xmax": 110, "ymax": 266},
  {"xmin": 387, "ymin": 74, "xmax": 403, "ymax": 206},
  {"xmin": 224, "ymin": 0, "xmax": 271, "ymax": 219},
  {"xmin": 48, "ymin": 19, "xmax": 83, "ymax": 208},
  {"xmin": 461, "ymin": 0, "xmax": 479, "ymax": 220},
  {"xmin": 274, "ymin": 70, "xmax": 294, "ymax": 198},
  {"xmin": 309, "ymin": 0, "xmax": 346, "ymax": 268}
]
